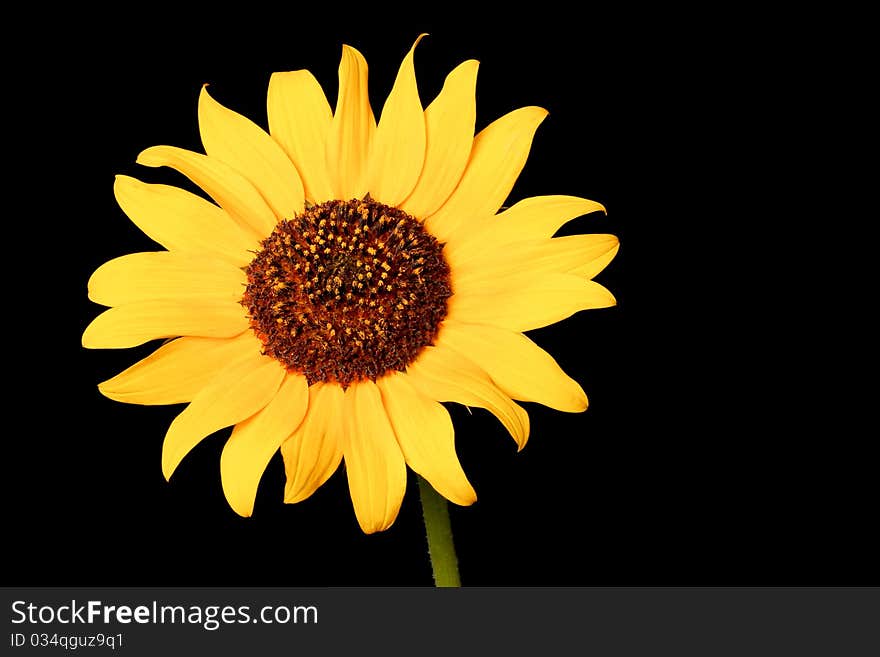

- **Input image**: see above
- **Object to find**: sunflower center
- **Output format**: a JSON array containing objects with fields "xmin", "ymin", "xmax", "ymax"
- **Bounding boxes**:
[{"xmin": 242, "ymin": 198, "xmax": 451, "ymax": 386}]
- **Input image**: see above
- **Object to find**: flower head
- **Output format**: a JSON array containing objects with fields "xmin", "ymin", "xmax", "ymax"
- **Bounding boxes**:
[{"xmin": 83, "ymin": 37, "xmax": 618, "ymax": 533}]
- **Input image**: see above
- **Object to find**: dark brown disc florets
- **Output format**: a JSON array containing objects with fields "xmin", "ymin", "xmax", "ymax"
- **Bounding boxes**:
[{"xmin": 242, "ymin": 198, "xmax": 451, "ymax": 387}]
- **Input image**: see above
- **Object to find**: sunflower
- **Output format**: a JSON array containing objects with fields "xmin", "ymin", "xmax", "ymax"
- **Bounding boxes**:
[{"xmin": 83, "ymin": 36, "xmax": 618, "ymax": 535}]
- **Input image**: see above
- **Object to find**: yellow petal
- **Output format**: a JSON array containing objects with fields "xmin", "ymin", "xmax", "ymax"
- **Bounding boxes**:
[
  {"xmin": 496, "ymin": 194, "xmax": 606, "ymax": 239},
  {"xmin": 267, "ymin": 70, "xmax": 335, "ymax": 203},
  {"xmin": 82, "ymin": 300, "xmax": 248, "ymax": 349},
  {"xmin": 326, "ymin": 45, "xmax": 375, "ymax": 200},
  {"xmin": 366, "ymin": 34, "xmax": 426, "ymax": 207},
  {"xmin": 444, "ymin": 195, "xmax": 606, "ymax": 267},
  {"xmin": 377, "ymin": 372, "xmax": 476, "ymax": 506},
  {"xmin": 221, "ymin": 373, "xmax": 309, "ymax": 517},
  {"xmin": 568, "ymin": 238, "xmax": 621, "ymax": 279},
  {"xmin": 452, "ymin": 234, "xmax": 620, "ymax": 290},
  {"xmin": 424, "ymin": 106, "xmax": 548, "ymax": 242},
  {"xmin": 282, "ymin": 382, "xmax": 344, "ymax": 504},
  {"xmin": 437, "ymin": 320, "xmax": 587, "ymax": 412},
  {"xmin": 137, "ymin": 145, "xmax": 277, "ymax": 238},
  {"xmin": 406, "ymin": 345, "xmax": 529, "ymax": 449},
  {"xmin": 88, "ymin": 252, "xmax": 246, "ymax": 307},
  {"xmin": 162, "ymin": 345, "xmax": 286, "ymax": 480},
  {"xmin": 342, "ymin": 381, "xmax": 407, "ymax": 533},
  {"xmin": 98, "ymin": 333, "xmax": 256, "ymax": 405},
  {"xmin": 199, "ymin": 86, "xmax": 304, "ymax": 220},
  {"xmin": 400, "ymin": 59, "xmax": 478, "ymax": 219},
  {"xmin": 113, "ymin": 176, "xmax": 258, "ymax": 266},
  {"xmin": 448, "ymin": 273, "xmax": 616, "ymax": 332}
]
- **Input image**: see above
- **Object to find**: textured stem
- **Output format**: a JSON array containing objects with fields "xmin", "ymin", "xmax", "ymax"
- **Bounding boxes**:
[{"xmin": 418, "ymin": 475, "xmax": 461, "ymax": 587}]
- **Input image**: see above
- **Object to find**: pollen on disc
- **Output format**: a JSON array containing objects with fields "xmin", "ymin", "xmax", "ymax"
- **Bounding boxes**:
[{"xmin": 242, "ymin": 198, "xmax": 452, "ymax": 387}]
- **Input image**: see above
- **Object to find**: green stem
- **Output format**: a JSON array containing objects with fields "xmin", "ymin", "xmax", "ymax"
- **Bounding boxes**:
[{"xmin": 418, "ymin": 475, "xmax": 461, "ymax": 587}]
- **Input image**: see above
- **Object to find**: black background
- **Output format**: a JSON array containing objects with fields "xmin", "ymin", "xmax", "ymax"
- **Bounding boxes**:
[{"xmin": 7, "ymin": 10, "xmax": 875, "ymax": 586}]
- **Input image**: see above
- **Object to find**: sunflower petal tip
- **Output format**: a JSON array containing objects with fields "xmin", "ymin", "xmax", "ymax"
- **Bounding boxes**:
[
  {"xmin": 112, "ymin": 173, "xmax": 135, "ymax": 192},
  {"xmin": 353, "ymin": 513, "xmax": 384, "ymax": 534},
  {"xmin": 282, "ymin": 486, "xmax": 303, "ymax": 504},
  {"xmin": 573, "ymin": 383, "xmax": 589, "ymax": 412},
  {"xmin": 227, "ymin": 501, "xmax": 253, "ymax": 518},
  {"xmin": 161, "ymin": 435, "xmax": 180, "ymax": 482},
  {"xmin": 161, "ymin": 451, "xmax": 182, "ymax": 482},
  {"xmin": 81, "ymin": 324, "xmax": 97, "ymax": 349},
  {"xmin": 86, "ymin": 277, "xmax": 99, "ymax": 303},
  {"xmin": 95, "ymin": 381, "xmax": 125, "ymax": 404},
  {"xmin": 341, "ymin": 43, "xmax": 365, "ymax": 59},
  {"xmin": 458, "ymin": 488, "xmax": 477, "ymax": 506},
  {"xmin": 135, "ymin": 147, "xmax": 160, "ymax": 167},
  {"xmin": 584, "ymin": 199, "xmax": 608, "ymax": 215},
  {"xmin": 449, "ymin": 58, "xmax": 480, "ymax": 78}
]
